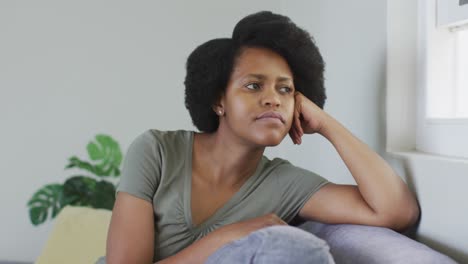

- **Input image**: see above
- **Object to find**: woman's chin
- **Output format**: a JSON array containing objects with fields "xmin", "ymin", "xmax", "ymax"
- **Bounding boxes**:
[{"xmin": 252, "ymin": 132, "xmax": 286, "ymax": 146}]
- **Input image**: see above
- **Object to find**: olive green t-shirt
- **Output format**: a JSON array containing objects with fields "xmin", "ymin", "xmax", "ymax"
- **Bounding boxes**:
[{"xmin": 116, "ymin": 129, "xmax": 329, "ymax": 262}]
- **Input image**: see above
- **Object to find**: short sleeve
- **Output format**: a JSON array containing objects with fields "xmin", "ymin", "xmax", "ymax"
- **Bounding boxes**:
[
  {"xmin": 273, "ymin": 160, "xmax": 329, "ymax": 223},
  {"xmin": 116, "ymin": 130, "xmax": 162, "ymax": 203}
]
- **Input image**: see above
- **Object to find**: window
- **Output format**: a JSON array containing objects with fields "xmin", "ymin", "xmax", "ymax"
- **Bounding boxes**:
[
  {"xmin": 416, "ymin": 0, "xmax": 468, "ymax": 159},
  {"xmin": 385, "ymin": 0, "xmax": 468, "ymax": 159},
  {"xmin": 426, "ymin": 28, "xmax": 468, "ymax": 118},
  {"xmin": 455, "ymin": 30, "xmax": 468, "ymax": 117}
]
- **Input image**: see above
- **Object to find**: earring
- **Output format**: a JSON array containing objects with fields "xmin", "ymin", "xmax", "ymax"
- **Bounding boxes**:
[{"xmin": 218, "ymin": 110, "xmax": 223, "ymax": 116}]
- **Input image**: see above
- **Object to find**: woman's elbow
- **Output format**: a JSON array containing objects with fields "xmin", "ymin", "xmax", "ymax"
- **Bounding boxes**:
[
  {"xmin": 388, "ymin": 199, "xmax": 421, "ymax": 232},
  {"xmin": 403, "ymin": 201, "xmax": 421, "ymax": 230}
]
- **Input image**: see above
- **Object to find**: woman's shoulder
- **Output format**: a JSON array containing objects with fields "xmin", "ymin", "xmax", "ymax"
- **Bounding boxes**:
[
  {"xmin": 135, "ymin": 129, "xmax": 194, "ymax": 145},
  {"xmin": 125, "ymin": 129, "xmax": 194, "ymax": 156},
  {"xmin": 263, "ymin": 156, "xmax": 316, "ymax": 175},
  {"xmin": 125, "ymin": 129, "xmax": 195, "ymax": 167},
  {"xmin": 263, "ymin": 156, "xmax": 292, "ymax": 168}
]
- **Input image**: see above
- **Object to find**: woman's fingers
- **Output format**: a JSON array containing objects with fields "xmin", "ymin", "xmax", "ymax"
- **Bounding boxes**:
[
  {"xmin": 264, "ymin": 213, "xmax": 288, "ymax": 225},
  {"xmin": 294, "ymin": 109, "xmax": 303, "ymax": 144},
  {"xmin": 290, "ymin": 91, "xmax": 304, "ymax": 144},
  {"xmin": 289, "ymin": 122, "xmax": 300, "ymax": 144}
]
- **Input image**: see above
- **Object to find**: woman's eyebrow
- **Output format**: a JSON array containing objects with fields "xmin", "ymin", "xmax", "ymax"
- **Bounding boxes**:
[{"xmin": 244, "ymin": 73, "xmax": 292, "ymax": 82}]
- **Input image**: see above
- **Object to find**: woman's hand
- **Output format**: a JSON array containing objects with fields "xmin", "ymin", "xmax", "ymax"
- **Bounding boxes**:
[
  {"xmin": 220, "ymin": 213, "xmax": 287, "ymax": 243},
  {"xmin": 289, "ymin": 91, "xmax": 330, "ymax": 144},
  {"xmin": 156, "ymin": 214, "xmax": 286, "ymax": 264}
]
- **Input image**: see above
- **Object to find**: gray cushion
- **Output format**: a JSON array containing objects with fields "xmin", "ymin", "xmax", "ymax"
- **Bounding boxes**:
[{"xmin": 298, "ymin": 222, "xmax": 457, "ymax": 264}]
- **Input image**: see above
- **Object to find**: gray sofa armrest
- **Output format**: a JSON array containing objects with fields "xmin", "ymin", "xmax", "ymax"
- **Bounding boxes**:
[{"xmin": 298, "ymin": 222, "xmax": 457, "ymax": 264}]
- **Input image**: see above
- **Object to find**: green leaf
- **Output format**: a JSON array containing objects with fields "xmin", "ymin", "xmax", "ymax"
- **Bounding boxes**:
[
  {"xmin": 30, "ymin": 207, "xmax": 48, "ymax": 226},
  {"xmin": 86, "ymin": 134, "xmax": 123, "ymax": 177},
  {"xmin": 87, "ymin": 142, "xmax": 103, "ymax": 160},
  {"xmin": 113, "ymin": 167, "xmax": 121, "ymax": 177},
  {"xmin": 27, "ymin": 184, "xmax": 63, "ymax": 226},
  {"xmin": 90, "ymin": 180, "xmax": 116, "ymax": 210},
  {"xmin": 65, "ymin": 156, "xmax": 106, "ymax": 176},
  {"xmin": 59, "ymin": 194, "xmax": 79, "ymax": 208},
  {"xmin": 62, "ymin": 176, "xmax": 97, "ymax": 206}
]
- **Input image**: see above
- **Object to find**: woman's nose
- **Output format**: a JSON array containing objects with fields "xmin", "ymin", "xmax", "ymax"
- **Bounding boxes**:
[{"xmin": 261, "ymin": 88, "xmax": 281, "ymax": 108}]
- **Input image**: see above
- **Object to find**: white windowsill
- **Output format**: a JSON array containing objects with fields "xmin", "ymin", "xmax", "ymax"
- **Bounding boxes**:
[
  {"xmin": 425, "ymin": 118, "xmax": 468, "ymax": 125},
  {"xmin": 387, "ymin": 150, "xmax": 468, "ymax": 165}
]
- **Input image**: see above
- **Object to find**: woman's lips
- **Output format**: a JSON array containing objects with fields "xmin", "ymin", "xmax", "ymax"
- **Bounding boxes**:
[{"xmin": 256, "ymin": 111, "xmax": 285, "ymax": 124}]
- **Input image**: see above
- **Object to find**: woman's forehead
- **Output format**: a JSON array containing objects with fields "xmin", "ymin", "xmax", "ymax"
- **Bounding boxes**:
[{"xmin": 231, "ymin": 47, "xmax": 293, "ymax": 81}]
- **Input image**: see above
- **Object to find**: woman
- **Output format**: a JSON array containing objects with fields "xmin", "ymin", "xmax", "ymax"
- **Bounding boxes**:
[{"xmin": 101, "ymin": 11, "xmax": 420, "ymax": 264}]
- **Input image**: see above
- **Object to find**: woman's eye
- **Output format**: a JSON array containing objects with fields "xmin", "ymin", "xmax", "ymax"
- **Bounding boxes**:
[
  {"xmin": 246, "ymin": 83, "xmax": 260, "ymax": 90},
  {"xmin": 279, "ymin": 87, "xmax": 293, "ymax": 93}
]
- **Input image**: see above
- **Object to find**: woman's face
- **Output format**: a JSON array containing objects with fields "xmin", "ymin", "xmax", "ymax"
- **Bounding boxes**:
[{"xmin": 218, "ymin": 47, "xmax": 295, "ymax": 146}]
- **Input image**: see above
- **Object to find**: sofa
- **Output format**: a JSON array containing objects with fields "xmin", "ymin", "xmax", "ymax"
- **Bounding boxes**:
[
  {"xmin": 298, "ymin": 221, "xmax": 457, "ymax": 263},
  {"xmin": 35, "ymin": 206, "xmax": 457, "ymax": 264}
]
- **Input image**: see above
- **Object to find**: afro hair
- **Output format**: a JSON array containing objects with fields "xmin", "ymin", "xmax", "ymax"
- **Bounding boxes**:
[{"xmin": 184, "ymin": 11, "xmax": 326, "ymax": 132}]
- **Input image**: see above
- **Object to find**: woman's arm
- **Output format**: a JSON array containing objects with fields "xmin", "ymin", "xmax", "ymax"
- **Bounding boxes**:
[
  {"xmin": 157, "ymin": 213, "xmax": 287, "ymax": 264},
  {"xmin": 290, "ymin": 92, "xmax": 420, "ymax": 232},
  {"xmin": 106, "ymin": 192, "xmax": 155, "ymax": 264}
]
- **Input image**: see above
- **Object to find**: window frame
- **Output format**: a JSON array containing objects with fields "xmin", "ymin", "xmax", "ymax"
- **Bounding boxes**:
[
  {"xmin": 386, "ymin": 0, "xmax": 468, "ymax": 160},
  {"xmin": 416, "ymin": 0, "xmax": 468, "ymax": 159}
]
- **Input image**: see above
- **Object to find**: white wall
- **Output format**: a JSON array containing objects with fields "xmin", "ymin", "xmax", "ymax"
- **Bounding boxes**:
[{"xmin": 1, "ymin": 0, "xmax": 465, "ymax": 262}]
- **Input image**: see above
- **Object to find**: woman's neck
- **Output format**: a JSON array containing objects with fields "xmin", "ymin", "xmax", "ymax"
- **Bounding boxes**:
[{"xmin": 192, "ymin": 129, "xmax": 264, "ymax": 188}]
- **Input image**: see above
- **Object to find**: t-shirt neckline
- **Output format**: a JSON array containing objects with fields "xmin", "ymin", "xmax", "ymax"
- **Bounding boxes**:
[{"xmin": 183, "ymin": 131, "xmax": 265, "ymax": 234}]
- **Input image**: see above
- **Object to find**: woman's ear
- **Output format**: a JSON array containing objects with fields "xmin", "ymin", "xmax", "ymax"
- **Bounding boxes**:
[
  {"xmin": 212, "ymin": 94, "xmax": 226, "ymax": 116},
  {"xmin": 212, "ymin": 104, "xmax": 224, "ymax": 116}
]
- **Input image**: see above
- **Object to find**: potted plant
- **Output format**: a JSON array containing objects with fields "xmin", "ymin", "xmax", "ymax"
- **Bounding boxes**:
[{"xmin": 27, "ymin": 134, "xmax": 123, "ymax": 226}]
